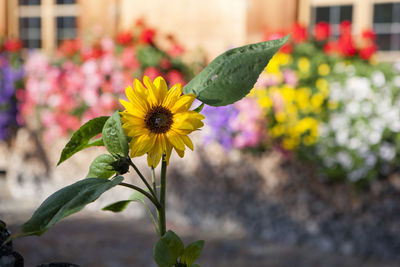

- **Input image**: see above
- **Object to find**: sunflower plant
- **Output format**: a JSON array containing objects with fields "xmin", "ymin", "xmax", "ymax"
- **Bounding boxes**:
[{"xmin": 4, "ymin": 36, "xmax": 287, "ymax": 266}]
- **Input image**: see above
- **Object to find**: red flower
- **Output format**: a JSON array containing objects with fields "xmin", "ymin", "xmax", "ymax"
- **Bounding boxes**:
[
  {"xmin": 359, "ymin": 44, "xmax": 377, "ymax": 60},
  {"xmin": 339, "ymin": 20, "xmax": 352, "ymax": 36},
  {"xmin": 116, "ymin": 31, "xmax": 133, "ymax": 46},
  {"xmin": 166, "ymin": 70, "xmax": 185, "ymax": 86},
  {"xmin": 292, "ymin": 22, "xmax": 307, "ymax": 43},
  {"xmin": 323, "ymin": 41, "xmax": 338, "ymax": 55},
  {"xmin": 140, "ymin": 28, "xmax": 156, "ymax": 44},
  {"xmin": 159, "ymin": 58, "xmax": 172, "ymax": 69},
  {"xmin": 362, "ymin": 29, "xmax": 376, "ymax": 41},
  {"xmin": 58, "ymin": 39, "xmax": 81, "ymax": 58},
  {"xmin": 280, "ymin": 43, "xmax": 293, "ymax": 54},
  {"xmin": 313, "ymin": 22, "xmax": 331, "ymax": 41},
  {"xmin": 168, "ymin": 44, "xmax": 185, "ymax": 57},
  {"xmin": 143, "ymin": 67, "xmax": 163, "ymax": 80},
  {"xmin": 81, "ymin": 45, "xmax": 103, "ymax": 61},
  {"xmin": 3, "ymin": 38, "xmax": 23, "ymax": 52},
  {"xmin": 338, "ymin": 35, "xmax": 357, "ymax": 57}
]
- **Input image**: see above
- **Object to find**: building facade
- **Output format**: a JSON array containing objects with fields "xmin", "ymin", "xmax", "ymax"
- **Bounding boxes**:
[{"xmin": 0, "ymin": 0, "xmax": 399, "ymax": 59}]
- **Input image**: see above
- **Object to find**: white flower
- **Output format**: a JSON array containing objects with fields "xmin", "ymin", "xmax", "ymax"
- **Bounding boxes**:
[
  {"xmin": 337, "ymin": 151, "xmax": 353, "ymax": 169},
  {"xmin": 372, "ymin": 71, "xmax": 386, "ymax": 87},
  {"xmin": 379, "ymin": 143, "xmax": 396, "ymax": 161},
  {"xmin": 346, "ymin": 101, "xmax": 360, "ymax": 116},
  {"xmin": 368, "ymin": 131, "xmax": 382, "ymax": 145}
]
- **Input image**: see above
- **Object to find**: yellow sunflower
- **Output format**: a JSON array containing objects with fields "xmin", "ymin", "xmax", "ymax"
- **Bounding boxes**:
[{"xmin": 120, "ymin": 76, "xmax": 204, "ymax": 167}]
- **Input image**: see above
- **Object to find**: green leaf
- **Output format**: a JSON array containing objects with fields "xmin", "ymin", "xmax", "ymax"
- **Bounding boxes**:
[
  {"xmin": 102, "ymin": 111, "xmax": 129, "ymax": 158},
  {"xmin": 183, "ymin": 36, "xmax": 289, "ymax": 106},
  {"xmin": 102, "ymin": 191, "xmax": 146, "ymax": 213},
  {"xmin": 57, "ymin": 116, "xmax": 109, "ymax": 165},
  {"xmin": 181, "ymin": 240, "xmax": 205, "ymax": 267},
  {"xmin": 154, "ymin": 230, "xmax": 185, "ymax": 267},
  {"xmin": 86, "ymin": 154, "xmax": 116, "ymax": 179},
  {"xmin": 193, "ymin": 103, "xmax": 204, "ymax": 113},
  {"xmin": 11, "ymin": 176, "xmax": 124, "ymax": 239}
]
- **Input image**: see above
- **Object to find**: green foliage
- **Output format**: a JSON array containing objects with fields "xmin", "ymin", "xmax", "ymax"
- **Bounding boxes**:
[
  {"xmin": 153, "ymin": 230, "xmax": 204, "ymax": 267},
  {"xmin": 57, "ymin": 116, "xmax": 109, "ymax": 165},
  {"xmin": 102, "ymin": 111, "xmax": 129, "ymax": 158},
  {"xmin": 11, "ymin": 176, "xmax": 124, "ymax": 239},
  {"xmin": 102, "ymin": 191, "xmax": 146, "ymax": 213},
  {"xmin": 193, "ymin": 103, "xmax": 204, "ymax": 113},
  {"xmin": 86, "ymin": 154, "xmax": 116, "ymax": 179},
  {"xmin": 183, "ymin": 36, "xmax": 288, "ymax": 106},
  {"xmin": 154, "ymin": 230, "xmax": 185, "ymax": 267},
  {"xmin": 180, "ymin": 240, "xmax": 204, "ymax": 267},
  {"xmin": 137, "ymin": 46, "xmax": 164, "ymax": 69}
]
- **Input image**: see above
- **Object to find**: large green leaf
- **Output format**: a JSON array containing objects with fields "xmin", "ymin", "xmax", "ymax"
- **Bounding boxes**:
[
  {"xmin": 12, "ymin": 176, "xmax": 124, "ymax": 238},
  {"xmin": 180, "ymin": 240, "xmax": 205, "ymax": 267},
  {"xmin": 183, "ymin": 36, "xmax": 289, "ymax": 106},
  {"xmin": 86, "ymin": 154, "xmax": 116, "ymax": 179},
  {"xmin": 57, "ymin": 116, "xmax": 109, "ymax": 165},
  {"xmin": 154, "ymin": 230, "xmax": 185, "ymax": 267},
  {"xmin": 102, "ymin": 111, "xmax": 129, "ymax": 158}
]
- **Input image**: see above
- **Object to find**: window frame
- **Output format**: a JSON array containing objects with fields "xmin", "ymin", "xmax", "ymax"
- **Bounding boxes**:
[{"xmin": 7, "ymin": 0, "xmax": 79, "ymax": 50}]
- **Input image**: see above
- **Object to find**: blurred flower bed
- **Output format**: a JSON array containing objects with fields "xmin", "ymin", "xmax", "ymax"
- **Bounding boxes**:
[
  {"xmin": 19, "ymin": 21, "xmax": 205, "ymax": 142},
  {"xmin": 0, "ymin": 38, "xmax": 24, "ymax": 140},
  {"xmin": 202, "ymin": 21, "xmax": 400, "ymax": 186}
]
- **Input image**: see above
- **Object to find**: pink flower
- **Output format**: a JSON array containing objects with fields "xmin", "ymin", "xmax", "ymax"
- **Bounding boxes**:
[
  {"xmin": 166, "ymin": 70, "xmax": 185, "ymax": 86},
  {"xmin": 231, "ymin": 98, "xmax": 266, "ymax": 148},
  {"xmin": 143, "ymin": 67, "xmax": 163, "ymax": 80}
]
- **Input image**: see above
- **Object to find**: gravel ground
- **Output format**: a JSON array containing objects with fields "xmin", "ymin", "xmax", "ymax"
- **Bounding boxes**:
[
  {"xmin": 2, "ymin": 131, "xmax": 400, "ymax": 266},
  {"xmin": 1, "ymin": 208, "xmax": 399, "ymax": 267}
]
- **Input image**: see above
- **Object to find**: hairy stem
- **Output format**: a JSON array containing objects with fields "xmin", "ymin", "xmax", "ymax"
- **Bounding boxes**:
[{"xmin": 158, "ymin": 155, "xmax": 167, "ymax": 236}]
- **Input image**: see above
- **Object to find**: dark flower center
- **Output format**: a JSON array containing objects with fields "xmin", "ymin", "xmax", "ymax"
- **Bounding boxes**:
[{"xmin": 145, "ymin": 106, "xmax": 173, "ymax": 134}]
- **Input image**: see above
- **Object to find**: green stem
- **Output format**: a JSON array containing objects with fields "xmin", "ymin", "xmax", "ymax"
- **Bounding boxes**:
[
  {"xmin": 119, "ymin": 182, "xmax": 161, "ymax": 209},
  {"xmin": 151, "ymin": 166, "xmax": 157, "ymax": 198},
  {"xmin": 158, "ymin": 155, "xmax": 167, "ymax": 237},
  {"xmin": 128, "ymin": 158, "xmax": 158, "ymax": 201}
]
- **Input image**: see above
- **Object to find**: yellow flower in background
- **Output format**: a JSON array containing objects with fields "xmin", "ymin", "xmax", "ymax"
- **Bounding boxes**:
[
  {"xmin": 318, "ymin": 64, "xmax": 330, "ymax": 76},
  {"xmin": 120, "ymin": 76, "xmax": 204, "ymax": 167},
  {"xmin": 297, "ymin": 57, "xmax": 310, "ymax": 73},
  {"xmin": 266, "ymin": 52, "xmax": 292, "ymax": 73},
  {"xmin": 316, "ymin": 78, "xmax": 329, "ymax": 92},
  {"xmin": 275, "ymin": 111, "xmax": 287, "ymax": 122}
]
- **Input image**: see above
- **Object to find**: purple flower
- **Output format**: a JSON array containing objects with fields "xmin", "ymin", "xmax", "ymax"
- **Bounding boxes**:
[
  {"xmin": 200, "ymin": 102, "xmax": 239, "ymax": 150},
  {"xmin": 0, "ymin": 52, "xmax": 24, "ymax": 140}
]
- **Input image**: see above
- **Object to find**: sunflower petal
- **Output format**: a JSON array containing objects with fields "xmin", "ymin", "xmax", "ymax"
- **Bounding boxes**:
[
  {"xmin": 167, "ymin": 131, "xmax": 186, "ymax": 151},
  {"xmin": 170, "ymin": 94, "xmax": 196, "ymax": 113},
  {"xmin": 181, "ymin": 135, "xmax": 194, "ymax": 150},
  {"xmin": 130, "ymin": 134, "xmax": 156, "ymax": 157},
  {"xmin": 163, "ymin": 83, "xmax": 183, "ymax": 108},
  {"xmin": 154, "ymin": 76, "xmax": 168, "ymax": 102}
]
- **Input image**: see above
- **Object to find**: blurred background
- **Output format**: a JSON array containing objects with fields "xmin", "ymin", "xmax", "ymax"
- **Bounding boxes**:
[{"xmin": 1, "ymin": 0, "xmax": 400, "ymax": 266}]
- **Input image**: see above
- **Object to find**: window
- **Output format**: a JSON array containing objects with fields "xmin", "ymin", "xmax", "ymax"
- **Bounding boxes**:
[
  {"xmin": 312, "ymin": 5, "xmax": 353, "ymax": 37},
  {"xmin": 373, "ymin": 3, "xmax": 400, "ymax": 51},
  {"xmin": 18, "ymin": 0, "xmax": 42, "ymax": 48},
  {"xmin": 19, "ymin": 17, "xmax": 41, "ymax": 48},
  {"xmin": 56, "ymin": 0, "xmax": 76, "ymax": 4},
  {"xmin": 16, "ymin": 0, "xmax": 78, "ymax": 49},
  {"xmin": 18, "ymin": 0, "xmax": 41, "ymax": 5},
  {"xmin": 56, "ymin": 16, "xmax": 76, "ymax": 44}
]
